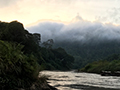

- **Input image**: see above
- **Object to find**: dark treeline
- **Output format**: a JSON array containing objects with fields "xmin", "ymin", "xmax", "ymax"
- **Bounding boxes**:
[
  {"xmin": 53, "ymin": 39, "xmax": 120, "ymax": 69},
  {"xmin": 0, "ymin": 21, "xmax": 74, "ymax": 89},
  {"xmin": 80, "ymin": 54, "xmax": 120, "ymax": 74}
]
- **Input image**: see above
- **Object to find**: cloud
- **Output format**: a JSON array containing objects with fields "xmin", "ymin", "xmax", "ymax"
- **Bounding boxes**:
[
  {"xmin": 27, "ymin": 17, "xmax": 120, "ymax": 43},
  {"xmin": 1, "ymin": 0, "xmax": 120, "ymax": 26},
  {"xmin": 96, "ymin": 8, "xmax": 120, "ymax": 24},
  {"xmin": 27, "ymin": 14, "xmax": 120, "ymax": 42},
  {"xmin": 0, "ymin": 0, "xmax": 19, "ymax": 8},
  {"xmin": 27, "ymin": 21, "xmax": 64, "ymax": 41}
]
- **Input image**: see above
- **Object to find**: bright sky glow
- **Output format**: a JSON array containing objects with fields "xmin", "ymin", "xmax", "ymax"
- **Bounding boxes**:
[{"xmin": 0, "ymin": 0, "xmax": 120, "ymax": 27}]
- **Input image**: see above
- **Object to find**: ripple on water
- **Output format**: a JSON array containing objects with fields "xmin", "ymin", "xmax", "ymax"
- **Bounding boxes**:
[{"xmin": 41, "ymin": 71, "xmax": 120, "ymax": 90}]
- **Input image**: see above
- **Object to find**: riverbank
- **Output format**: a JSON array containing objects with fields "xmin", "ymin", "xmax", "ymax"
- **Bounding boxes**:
[
  {"xmin": 28, "ymin": 82, "xmax": 58, "ymax": 90},
  {"xmin": 75, "ymin": 69, "xmax": 120, "ymax": 76},
  {"xmin": 18, "ymin": 80, "xmax": 58, "ymax": 90},
  {"xmin": 18, "ymin": 74, "xmax": 58, "ymax": 90}
]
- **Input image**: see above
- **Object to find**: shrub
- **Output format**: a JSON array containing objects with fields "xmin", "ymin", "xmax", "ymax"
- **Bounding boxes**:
[{"xmin": 0, "ymin": 40, "xmax": 40, "ymax": 89}]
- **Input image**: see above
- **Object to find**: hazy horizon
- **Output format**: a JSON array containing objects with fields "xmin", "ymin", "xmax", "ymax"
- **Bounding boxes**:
[
  {"xmin": 1, "ymin": 0, "xmax": 120, "ymax": 26},
  {"xmin": 1, "ymin": 0, "xmax": 120, "ymax": 43}
]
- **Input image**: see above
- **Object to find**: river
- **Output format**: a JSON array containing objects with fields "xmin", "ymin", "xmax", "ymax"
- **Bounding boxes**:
[{"xmin": 41, "ymin": 71, "xmax": 120, "ymax": 90}]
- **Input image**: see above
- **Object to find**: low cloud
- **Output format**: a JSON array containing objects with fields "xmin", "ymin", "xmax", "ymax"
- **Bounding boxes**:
[{"xmin": 27, "ymin": 17, "xmax": 120, "ymax": 43}]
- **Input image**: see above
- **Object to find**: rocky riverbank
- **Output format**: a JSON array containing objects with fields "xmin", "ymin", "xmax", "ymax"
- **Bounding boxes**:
[
  {"xmin": 18, "ymin": 75, "xmax": 58, "ymax": 90},
  {"xmin": 28, "ymin": 82, "xmax": 57, "ymax": 90},
  {"xmin": 18, "ymin": 81, "xmax": 57, "ymax": 90}
]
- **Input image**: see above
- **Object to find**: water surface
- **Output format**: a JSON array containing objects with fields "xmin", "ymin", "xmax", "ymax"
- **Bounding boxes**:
[{"xmin": 41, "ymin": 71, "xmax": 120, "ymax": 90}]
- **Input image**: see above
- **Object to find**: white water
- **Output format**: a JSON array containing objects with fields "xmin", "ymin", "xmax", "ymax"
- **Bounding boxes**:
[{"xmin": 41, "ymin": 71, "xmax": 120, "ymax": 90}]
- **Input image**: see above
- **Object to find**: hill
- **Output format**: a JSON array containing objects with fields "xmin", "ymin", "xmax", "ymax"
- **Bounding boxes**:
[{"xmin": 53, "ymin": 39, "xmax": 120, "ymax": 68}]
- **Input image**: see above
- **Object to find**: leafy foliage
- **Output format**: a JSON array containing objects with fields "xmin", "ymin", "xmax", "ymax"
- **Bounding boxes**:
[
  {"xmin": 80, "ymin": 54, "xmax": 120, "ymax": 73},
  {"xmin": 54, "ymin": 40, "xmax": 120, "ymax": 68},
  {"xmin": 40, "ymin": 47, "xmax": 74, "ymax": 70},
  {"xmin": 0, "ymin": 21, "xmax": 74, "ymax": 89},
  {"xmin": 0, "ymin": 40, "xmax": 39, "ymax": 89}
]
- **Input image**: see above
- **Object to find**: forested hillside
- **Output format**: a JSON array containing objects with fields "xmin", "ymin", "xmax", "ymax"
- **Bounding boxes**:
[
  {"xmin": 0, "ymin": 21, "xmax": 74, "ymax": 89},
  {"xmin": 80, "ymin": 54, "xmax": 120, "ymax": 74},
  {"xmin": 28, "ymin": 18, "xmax": 120, "ymax": 70},
  {"xmin": 54, "ymin": 39, "xmax": 120, "ymax": 69}
]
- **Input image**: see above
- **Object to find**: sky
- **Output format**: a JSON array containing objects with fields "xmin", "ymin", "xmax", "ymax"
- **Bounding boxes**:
[
  {"xmin": 1, "ymin": 0, "xmax": 120, "ymax": 42},
  {"xmin": 0, "ymin": 0, "xmax": 120, "ymax": 27}
]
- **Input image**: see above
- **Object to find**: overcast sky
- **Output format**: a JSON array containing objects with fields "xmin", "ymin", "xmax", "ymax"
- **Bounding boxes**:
[{"xmin": 0, "ymin": 0, "xmax": 120, "ymax": 27}]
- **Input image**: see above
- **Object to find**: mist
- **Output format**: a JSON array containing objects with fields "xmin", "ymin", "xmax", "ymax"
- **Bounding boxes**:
[{"xmin": 27, "ymin": 17, "xmax": 120, "ymax": 43}]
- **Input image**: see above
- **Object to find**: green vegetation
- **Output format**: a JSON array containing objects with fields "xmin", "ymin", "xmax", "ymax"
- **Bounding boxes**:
[
  {"xmin": 54, "ymin": 40, "xmax": 120, "ymax": 73},
  {"xmin": 54, "ymin": 40, "xmax": 120, "ymax": 69},
  {"xmin": 1, "ymin": 20, "xmax": 120, "ymax": 89},
  {"xmin": 41, "ymin": 47, "xmax": 74, "ymax": 70},
  {"xmin": 0, "ymin": 21, "xmax": 74, "ymax": 89},
  {"xmin": 0, "ymin": 41, "xmax": 39, "ymax": 89},
  {"xmin": 80, "ymin": 54, "xmax": 120, "ymax": 74}
]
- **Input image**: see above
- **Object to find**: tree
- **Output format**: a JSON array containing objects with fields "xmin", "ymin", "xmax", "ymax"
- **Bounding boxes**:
[
  {"xmin": 42, "ymin": 39, "xmax": 54, "ymax": 49},
  {"xmin": 33, "ymin": 33, "xmax": 41, "ymax": 45},
  {"xmin": 2, "ymin": 21, "xmax": 25, "ymax": 43}
]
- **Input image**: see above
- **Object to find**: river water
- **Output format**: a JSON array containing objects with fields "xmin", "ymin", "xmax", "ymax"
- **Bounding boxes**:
[{"xmin": 41, "ymin": 71, "xmax": 120, "ymax": 90}]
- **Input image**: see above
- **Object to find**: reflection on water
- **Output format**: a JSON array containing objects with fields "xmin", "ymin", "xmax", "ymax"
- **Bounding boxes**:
[{"xmin": 41, "ymin": 71, "xmax": 120, "ymax": 90}]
